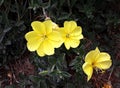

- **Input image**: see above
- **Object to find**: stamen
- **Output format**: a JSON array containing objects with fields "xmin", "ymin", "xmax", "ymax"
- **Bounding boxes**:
[{"xmin": 66, "ymin": 34, "xmax": 70, "ymax": 38}]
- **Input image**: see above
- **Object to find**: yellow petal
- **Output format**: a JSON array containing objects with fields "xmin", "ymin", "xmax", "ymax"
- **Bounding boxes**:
[
  {"xmin": 64, "ymin": 21, "xmax": 77, "ymax": 33},
  {"xmin": 95, "ymin": 52, "xmax": 112, "ymax": 69},
  {"xmin": 48, "ymin": 31, "xmax": 61, "ymax": 41},
  {"xmin": 95, "ymin": 60, "xmax": 112, "ymax": 70},
  {"xmin": 82, "ymin": 62, "xmax": 93, "ymax": 81},
  {"xmin": 27, "ymin": 37, "xmax": 43, "ymax": 51},
  {"xmin": 69, "ymin": 21, "xmax": 77, "ymax": 31},
  {"xmin": 25, "ymin": 31, "xmax": 43, "ymax": 51},
  {"xmin": 97, "ymin": 52, "xmax": 111, "ymax": 62},
  {"xmin": 31, "ymin": 21, "xmax": 46, "ymax": 34},
  {"xmin": 71, "ymin": 26, "xmax": 82, "ymax": 36},
  {"xmin": 42, "ymin": 39, "xmax": 55, "ymax": 55},
  {"xmin": 25, "ymin": 31, "xmax": 40, "ymax": 41},
  {"xmin": 59, "ymin": 28, "xmax": 67, "ymax": 41},
  {"xmin": 71, "ymin": 34, "xmax": 84, "ymax": 40},
  {"xmin": 64, "ymin": 38, "xmax": 71, "ymax": 50},
  {"xmin": 48, "ymin": 39, "xmax": 63, "ymax": 48},
  {"xmin": 37, "ymin": 44, "xmax": 45, "ymax": 57},
  {"xmin": 69, "ymin": 39, "xmax": 80, "ymax": 48},
  {"xmin": 64, "ymin": 38, "xmax": 80, "ymax": 49},
  {"xmin": 52, "ymin": 22, "xmax": 59, "ymax": 30},
  {"xmin": 44, "ymin": 27, "xmax": 62, "ymax": 48},
  {"xmin": 85, "ymin": 47, "xmax": 100, "ymax": 64},
  {"xmin": 43, "ymin": 20, "xmax": 52, "ymax": 34}
]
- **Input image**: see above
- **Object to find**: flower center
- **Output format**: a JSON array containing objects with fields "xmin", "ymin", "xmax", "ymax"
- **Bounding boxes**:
[
  {"xmin": 92, "ymin": 62, "xmax": 95, "ymax": 67},
  {"xmin": 66, "ymin": 34, "xmax": 70, "ymax": 38},
  {"xmin": 42, "ymin": 35, "xmax": 47, "ymax": 39}
]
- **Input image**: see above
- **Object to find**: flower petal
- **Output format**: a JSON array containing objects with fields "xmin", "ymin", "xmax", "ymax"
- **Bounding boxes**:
[
  {"xmin": 85, "ymin": 47, "xmax": 100, "ymax": 64},
  {"xmin": 52, "ymin": 22, "xmax": 59, "ymax": 30},
  {"xmin": 95, "ymin": 52, "xmax": 112, "ymax": 69},
  {"xmin": 97, "ymin": 52, "xmax": 111, "ymax": 62},
  {"xmin": 71, "ymin": 26, "xmax": 82, "ymax": 36},
  {"xmin": 27, "ymin": 37, "xmax": 43, "ymax": 51},
  {"xmin": 25, "ymin": 31, "xmax": 40, "ymax": 41},
  {"xmin": 43, "ymin": 20, "xmax": 52, "ymax": 34},
  {"xmin": 95, "ymin": 60, "xmax": 112, "ymax": 70},
  {"xmin": 31, "ymin": 21, "xmax": 46, "ymax": 34},
  {"xmin": 64, "ymin": 38, "xmax": 71, "ymax": 50},
  {"xmin": 48, "ymin": 39, "xmax": 63, "ymax": 48},
  {"xmin": 64, "ymin": 38, "xmax": 80, "ymax": 49},
  {"xmin": 69, "ymin": 39, "xmax": 80, "ymax": 48},
  {"xmin": 71, "ymin": 34, "xmax": 84, "ymax": 40},
  {"xmin": 64, "ymin": 21, "xmax": 77, "ymax": 33},
  {"xmin": 37, "ymin": 44, "xmax": 45, "ymax": 57},
  {"xmin": 82, "ymin": 62, "xmax": 93, "ymax": 81},
  {"xmin": 42, "ymin": 39, "xmax": 55, "ymax": 55},
  {"xmin": 48, "ymin": 31, "xmax": 61, "ymax": 41},
  {"xmin": 59, "ymin": 28, "xmax": 67, "ymax": 41}
]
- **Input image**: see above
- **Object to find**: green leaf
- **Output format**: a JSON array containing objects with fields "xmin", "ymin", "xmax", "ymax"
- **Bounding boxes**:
[
  {"xmin": 71, "ymin": 0, "xmax": 77, "ymax": 7},
  {"xmin": 29, "ymin": 75, "xmax": 40, "ymax": 82},
  {"xmin": 40, "ymin": 80, "xmax": 48, "ymax": 88},
  {"xmin": 58, "ymin": 12, "xmax": 70, "ymax": 21},
  {"xmin": 61, "ymin": 71, "xmax": 71, "ymax": 78},
  {"xmin": 69, "ymin": 57, "xmax": 78, "ymax": 66},
  {"xmin": 39, "ymin": 70, "xmax": 49, "ymax": 76},
  {"xmin": 0, "ymin": 32, "xmax": 5, "ymax": 43},
  {"xmin": 0, "ymin": 0, "xmax": 4, "ymax": 6},
  {"xmin": 65, "ymin": 83, "xmax": 75, "ymax": 88},
  {"xmin": 48, "ymin": 56, "xmax": 57, "ymax": 65},
  {"xmin": 5, "ymin": 85, "xmax": 15, "ymax": 88}
]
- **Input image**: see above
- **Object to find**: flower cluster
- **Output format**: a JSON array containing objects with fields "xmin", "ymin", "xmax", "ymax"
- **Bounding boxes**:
[
  {"xmin": 25, "ymin": 19, "xmax": 112, "ymax": 81},
  {"xmin": 25, "ymin": 19, "xmax": 83, "ymax": 56}
]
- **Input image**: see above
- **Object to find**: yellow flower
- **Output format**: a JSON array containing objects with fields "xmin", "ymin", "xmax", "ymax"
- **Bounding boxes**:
[
  {"xmin": 52, "ymin": 21, "xmax": 59, "ymax": 30},
  {"xmin": 59, "ymin": 21, "xmax": 83, "ymax": 50},
  {"xmin": 25, "ymin": 20, "xmax": 62, "ymax": 57},
  {"xmin": 82, "ymin": 47, "xmax": 112, "ymax": 81}
]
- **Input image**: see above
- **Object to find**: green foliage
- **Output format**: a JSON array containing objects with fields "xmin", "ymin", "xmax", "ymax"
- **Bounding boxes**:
[
  {"xmin": 0, "ymin": 0, "xmax": 120, "ymax": 88},
  {"xmin": 0, "ymin": 0, "xmax": 29, "ymax": 64}
]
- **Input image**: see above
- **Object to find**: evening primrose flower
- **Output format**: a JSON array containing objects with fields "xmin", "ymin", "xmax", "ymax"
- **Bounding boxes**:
[
  {"xmin": 25, "ymin": 20, "xmax": 62, "ymax": 57},
  {"xmin": 82, "ymin": 47, "xmax": 112, "ymax": 81},
  {"xmin": 59, "ymin": 21, "xmax": 83, "ymax": 50}
]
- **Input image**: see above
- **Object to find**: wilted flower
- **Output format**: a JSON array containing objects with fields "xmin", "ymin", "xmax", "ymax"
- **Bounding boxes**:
[
  {"xmin": 59, "ymin": 21, "xmax": 83, "ymax": 50},
  {"xmin": 25, "ymin": 20, "xmax": 62, "ymax": 57},
  {"xmin": 82, "ymin": 47, "xmax": 112, "ymax": 81}
]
